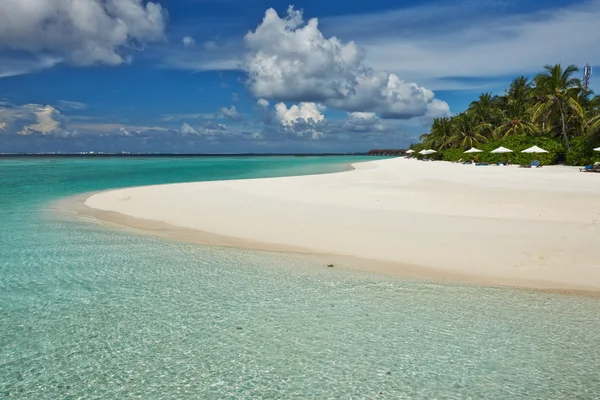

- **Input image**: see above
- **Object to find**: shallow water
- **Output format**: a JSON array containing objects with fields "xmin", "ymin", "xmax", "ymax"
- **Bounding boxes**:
[{"xmin": 1, "ymin": 156, "xmax": 599, "ymax": 399}]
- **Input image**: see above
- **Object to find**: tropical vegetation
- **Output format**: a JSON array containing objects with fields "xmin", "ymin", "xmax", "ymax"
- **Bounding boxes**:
[{"xmin": 414, "ymin": 64, "xmax": 600, "ymax": 165}]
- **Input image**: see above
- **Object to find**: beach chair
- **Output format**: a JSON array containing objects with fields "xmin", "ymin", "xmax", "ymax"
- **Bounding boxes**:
[
  {"xmin": 476, "ymin": 162, "xmax": 489, "ymax": 166},
  {"xmin": 581, "ymin": 163, "xmax": 600, "ymax": 173},
  {"xmin": 520, "ymin": 160, "xmax": 541, "ymax": 168}
]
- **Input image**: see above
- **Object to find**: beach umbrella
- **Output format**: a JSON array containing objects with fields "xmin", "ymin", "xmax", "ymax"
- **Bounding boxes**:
[
  {"xmin": 464, "ymin": 147, "xmax": 483, "ymax": 154},
  {"xmin": 406, "ymin": 149, "xmax": 415, "ymax": 154},
  {"xmin": 521, "ymin": 145, "xmax": 548, "ymax": 153},
  {"xmin": 425, "ymin": 149, "xmax": 437, "ymax": 154},
  {"xmin": 490, "ymin": 146, "xmax": 513, "ymax": 154},
  {"xmin": 418, "ymin": 150, "xmax": 428, "ymax": 155},
  {"xmin": 594, "ymin": 147, "xmax": 600, "ymax": 152}
]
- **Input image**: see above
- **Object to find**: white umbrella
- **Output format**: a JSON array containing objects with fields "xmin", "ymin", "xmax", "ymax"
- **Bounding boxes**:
[
  {"xmin": 418, "ymin": 149, "xmax": 428, "ymax": 155},
  {"xmin": 464, "ymin": 147, "xmax": 483, "ymax": 154},
  {"xmin": 521, "ymin": 145, "xmax": 548, "ymax": 154},
  {"xmin": 406, "ymin": 149, "xmax": 415, "ymax": 154},
  {"xmin": 594, "ymin": 147, "xmax": 600, "ymax": 152},
  {"xmin": 425, "ymin": 149, "xmax": 437, "ymax": 154},
  {"xmin": 491, "ymin": 146, "xmax": 513, "ymax": 154}
]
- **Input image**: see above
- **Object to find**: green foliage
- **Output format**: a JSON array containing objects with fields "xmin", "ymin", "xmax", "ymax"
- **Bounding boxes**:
[
  {"xmin": 414, "ymin": 64, "xmax": 600, "ymax": 165},
  {"xmin": 565, "ymin": 136, "xmax": 600, "ymax": 166},
  {"xmin": 441, "ymin": 149, "xmax": 465, "ymax": 162},
  {"xmin": 479, "ymin": 135, "xmax": 564, "ymax": 165}
]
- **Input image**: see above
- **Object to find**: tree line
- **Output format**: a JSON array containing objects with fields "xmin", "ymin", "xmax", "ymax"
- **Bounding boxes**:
[{"xmin": 415, "ymin": 64, "xmax": 600, "ymax": 165}]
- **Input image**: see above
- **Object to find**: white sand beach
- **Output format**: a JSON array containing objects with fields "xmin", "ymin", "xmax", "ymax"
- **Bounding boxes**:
[{"xmin": 82, "ymin": 158, "xmax": 600, "ymax": 290}]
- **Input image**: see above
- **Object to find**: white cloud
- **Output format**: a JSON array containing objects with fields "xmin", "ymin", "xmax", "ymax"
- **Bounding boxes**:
[
  {"xmin": 0, "ymin": 0, "xmax": 167, "ymax": 67},
  {"xmin": 275, "ymin": 102, "xmax": 325, "ymax": 126},
  {"xmin": 419, "ymin": 99, "xmax": 452, "ymax": 126},
  {"xmin": 182, "ymin": 36, "xmax": 196, "ymax": 48},
  {"xmin": 219, "ymin": 105, "xmax": 242, "ymax": 121},
  {"xmin": 243, "ymin": 7, "xmax": 448, "ymax": 119},
  {"xmin": 0, "ymin": 102, "xmax": 71, "ymax": 136},
  {"xmin": 180, "ymin": 123, "xmax": 198, "ymax": 135},
  {"xmin": 232, "ymin": 93, "xmax": 239, "ymax": 102},
  {"xmin": 344, "ymin": 112, "xmax": 387, "ymax": 133},
  {"xmin": 18, "ymin": 105, "xmax": 68, "ymax": 136},
  {"xmin": 322, "ymin": 0, "xmax": 600, "ymax": 91},
  {"xmin": 348, "ymin": 112, "xmax": 377, "ymax": 120},
  {"xmin": 257, "ymin": 98, "xmax": 270, "ymax": 108}
]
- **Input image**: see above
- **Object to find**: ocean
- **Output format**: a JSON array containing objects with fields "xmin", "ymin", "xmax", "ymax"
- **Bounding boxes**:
[{"xmin": 1, "ymin": 156, "xmax": 599, "ymax": 399}]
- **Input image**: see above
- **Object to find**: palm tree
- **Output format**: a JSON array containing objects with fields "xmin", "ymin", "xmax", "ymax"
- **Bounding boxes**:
[
  {"xmin": 585, "ymin": 99, "xmax": 600, "ymax": 140},
  {"xmin": 506, "ymin": 76, "xmax": 533, "ymax": 115},
  {"xmin": 469, "ymin": 93, "xmax": 503, "ymax": 138},
  {"xmin": 420, "ymin": 117, "xmax": 453, "ymax": 150},
  {"xmin": 532, "ymin": 64, "xmax": 584, "ymax": 151},
  {"xmin": 445, "ymin": 113, "xmax": 490, "ymax": 149},
  {"xmin": 494, "ymin": 103, "xmax": 538, "ymax": 138}
]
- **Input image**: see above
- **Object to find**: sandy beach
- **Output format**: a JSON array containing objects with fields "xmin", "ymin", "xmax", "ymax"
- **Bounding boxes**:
[{"xmin": 80, "ymin": 158, "xmax": 600, "ymax": 290}]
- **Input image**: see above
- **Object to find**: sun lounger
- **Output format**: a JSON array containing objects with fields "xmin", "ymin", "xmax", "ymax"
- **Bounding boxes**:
[
  {"xmin": 476, "ymin": 162, "xmax": 489, "ymax": 166},
  {"xmin": 520, "ymin": 160, "xmax": 541, "ymax": 168},
  {"xmin": 581, "ymin": 164, "xmax": 600, "ymax": 173}
]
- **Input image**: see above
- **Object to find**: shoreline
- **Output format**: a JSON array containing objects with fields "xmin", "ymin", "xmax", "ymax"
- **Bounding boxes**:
[{"xmin": 58, "ymin": 158, "xmax": 600, "ymax": 293}]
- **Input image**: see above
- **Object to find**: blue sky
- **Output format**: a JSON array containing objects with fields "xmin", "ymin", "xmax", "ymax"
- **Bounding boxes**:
[{"xmin": 0, "ymin": 0, "xmax": 598, "ymax": 153}]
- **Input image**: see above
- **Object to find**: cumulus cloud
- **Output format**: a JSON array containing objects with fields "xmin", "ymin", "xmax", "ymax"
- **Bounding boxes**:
[
  {"xmin": 257, "ymin": 98, "xmax": 270, "ymax": 108},
  {"xmin": 275, "ymin": 102, "xmax": 325, "ymax": 126},
  {"xmin": 419, "ymin": 98, "xmax": 452, "ymax": 126},
  {"xmin": 0, "ymin": 102, "xmax": 73, "ymax": 137},
  {"xmin": 243, "ymin": 7, "xmax": 449, "ymax": 119},
  {"xmin": 182, "ymin": 36, "xmax": 196, "ymax": 48},
  {"xmin": 18, "ymin": 105, "xmax": 69, "ymax": 136},
  {"xmin": 344, "ymin": 112, "xmax": 386, "ymax": 133},
  {"xmin": 0, "ymin": 0, "xmax": 167, "ymax": 67},
  {"xmin": 180, "ymin": 122, "xmax": 198, "ymax": 135},
  {"xmin": 219, "ymin": 105, "xmax": 243, "ymax": 121}
]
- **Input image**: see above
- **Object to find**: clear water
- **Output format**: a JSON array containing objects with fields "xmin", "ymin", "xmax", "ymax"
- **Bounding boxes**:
[{"xmin": 1, "ymin": 156, "xmax": 599, "ymax": 399}]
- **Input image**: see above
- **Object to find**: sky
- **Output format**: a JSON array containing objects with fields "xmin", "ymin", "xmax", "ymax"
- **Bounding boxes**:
[{"xmin": 0, "ymin": 0, "xmax": 599, "ymax": 154}]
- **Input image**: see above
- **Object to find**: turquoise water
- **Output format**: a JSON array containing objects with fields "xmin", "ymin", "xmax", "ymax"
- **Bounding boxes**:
[{"xmin": 1, "ymin": 156, "xmax": 599, "ymax": 399}]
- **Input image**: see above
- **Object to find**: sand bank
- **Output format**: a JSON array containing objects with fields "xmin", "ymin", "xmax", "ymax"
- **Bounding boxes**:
[{"xmin": 80, "ymin": 158, "xmax": 600, "ymax": 290}]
